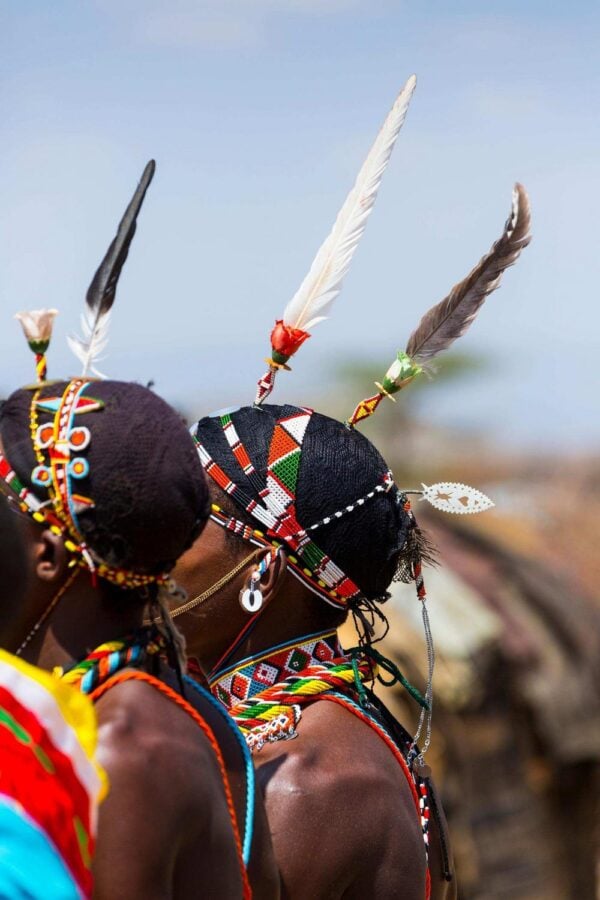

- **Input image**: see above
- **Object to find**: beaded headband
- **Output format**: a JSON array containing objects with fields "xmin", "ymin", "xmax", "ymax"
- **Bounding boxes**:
[{"xmin": 0, "ymin": 379, "xmax": 173, "ymax": 592}]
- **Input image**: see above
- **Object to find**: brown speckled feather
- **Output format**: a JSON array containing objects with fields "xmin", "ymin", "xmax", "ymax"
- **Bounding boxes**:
[{"xmin": 406, "ymin": 183, "xmax": 531, "ymax": 364}]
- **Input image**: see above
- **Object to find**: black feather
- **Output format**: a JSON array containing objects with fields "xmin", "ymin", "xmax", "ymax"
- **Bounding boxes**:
[{"xmin": 86, "ymin": 159, "xmax": 156, "ymax": 314}]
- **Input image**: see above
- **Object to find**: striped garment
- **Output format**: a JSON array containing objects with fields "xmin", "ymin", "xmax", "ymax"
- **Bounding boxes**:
[{"xmin": 0, "ymin": 650, "xmax": 106, "ymax": 898}]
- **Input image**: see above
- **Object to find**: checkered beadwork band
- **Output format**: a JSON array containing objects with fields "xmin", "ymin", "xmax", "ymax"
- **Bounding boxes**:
[{"xmin": 210, "ymin": 629, "xmax": 342, "ymax": 708}]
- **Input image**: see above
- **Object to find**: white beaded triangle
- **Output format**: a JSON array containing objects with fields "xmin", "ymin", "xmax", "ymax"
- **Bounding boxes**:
[{"xmin": 420, "ymin": 482, "xmax": 494, "ymax": 515}]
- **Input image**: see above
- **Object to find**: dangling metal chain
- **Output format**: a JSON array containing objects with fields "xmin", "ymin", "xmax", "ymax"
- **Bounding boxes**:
[
  {"xmin": 171, "ymin": 549, "xmax": 259, "ymax": 618},
  {"xmin": 405, "ymin": 537, "xmax": 436, "ymax": 770},
  {"xmin": 412, "ymin": 597, "xmax": 435, "ymax": 757}
]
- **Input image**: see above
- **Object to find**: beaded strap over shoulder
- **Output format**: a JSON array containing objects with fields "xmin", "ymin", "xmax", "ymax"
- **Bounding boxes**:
[
  {"xmin": 91, "ymin": 669, "xmax": 251, "ymax": 900},
  {"xmin": 184, "ymin": 675, "xmax": 255, "ymax": 869}
]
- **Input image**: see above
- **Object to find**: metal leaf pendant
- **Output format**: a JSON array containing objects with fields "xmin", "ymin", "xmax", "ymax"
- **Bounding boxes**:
[{"xmin": 420, "ymin": 482, "xmax": 494, "ymax": 515}]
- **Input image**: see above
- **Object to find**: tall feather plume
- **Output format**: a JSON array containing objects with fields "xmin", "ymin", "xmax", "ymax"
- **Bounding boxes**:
[
  {"xmin": 283, "ymin": 74, "xmax": 417, "ymax": 333},
  {"xmin": 347, "ymin": 183, "xmax": 531, "ymax": 427},
  {"xmin": 255, "ymin": 77, "xmax": 417, "ymax": 404},
  {"xmin": 68, "ymin": 160, "xmax": 156, "ymax": 377},
  {"xmin": 406, "ymin": 182, "xmax": 531, "ymax": 365}
]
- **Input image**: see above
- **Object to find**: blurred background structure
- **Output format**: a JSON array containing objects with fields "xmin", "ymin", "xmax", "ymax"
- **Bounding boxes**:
[
  {"xmin": 2, "ymin": 1, "xmax": 599, "ymax": 896},
  {"xmin": 341, "ymin": 357, "xmax": 600, "ymax": 899}
]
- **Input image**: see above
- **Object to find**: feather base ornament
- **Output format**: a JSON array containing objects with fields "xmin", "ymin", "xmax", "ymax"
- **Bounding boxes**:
[
  {"xmin": 347, "ymin": 351, "xmax": 422, "ymax": 426},
  {"xmin": 255, "ymin": 321, "xmax": 311, "ymax": 403},
  {"xmin": 379, "ymin": 351, "xmax": 422, "ymax": 394},
  {"xmin": 419, "ymin": 482, "xmax": 494, "ymax": 515},
  {"xmin": 15, "ymin": 310, "xmax": 59, "ymax": 383},
  {"xmin": 267, "ymin": 358, "xmax": 291, "ymax": 371},
  {"xmin": 255, "ymin": 367, "xmax": 278, "ymax": 406},
  {"xmin": 270, "ymin": 320, "xmax": 310, "ymax": 365}
]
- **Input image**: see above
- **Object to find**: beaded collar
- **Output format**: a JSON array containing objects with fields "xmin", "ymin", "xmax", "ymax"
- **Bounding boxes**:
[
  {"xmin": 209, "ymin": 629, "xmax": 343, "ymax": 710},
  {"xmin": 210, "ymin": 630, "xmax": 374, "ymax": 754}
]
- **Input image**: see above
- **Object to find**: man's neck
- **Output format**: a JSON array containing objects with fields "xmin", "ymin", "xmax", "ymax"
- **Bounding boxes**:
[
  {"xmin": 20, "ymin": 573, "xmax": 145, "ymax": 674},
  {"xmin": 192, "ymin": 580, "xmax": 343, "ymax": 681},
  {"xmin": 209, "ymin": 627, "xmax": 343, "ymax": 708}
]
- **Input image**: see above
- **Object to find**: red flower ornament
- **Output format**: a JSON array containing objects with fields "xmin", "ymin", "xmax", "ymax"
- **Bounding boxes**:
[{"xmin": 269, "ymin": 320, "xmax": 310, "ymax": 368}]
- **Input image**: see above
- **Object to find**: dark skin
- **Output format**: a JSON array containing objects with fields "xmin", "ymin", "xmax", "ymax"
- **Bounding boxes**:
[
  {"xmin": 5, "ymin": 519, "xmax": 277, "ymax": 900},
  {"xmin": 174, "ymin": 517, "xmax": 456, "ymax": 900},
  {"xmin": 0, "ymin": 494, "xmax": 28, "ymax": 642}
]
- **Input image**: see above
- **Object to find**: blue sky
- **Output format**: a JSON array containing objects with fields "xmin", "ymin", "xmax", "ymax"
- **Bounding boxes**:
[{"xmin": 2, "ymin": 1, "xmax": 598, "ymax": 449}]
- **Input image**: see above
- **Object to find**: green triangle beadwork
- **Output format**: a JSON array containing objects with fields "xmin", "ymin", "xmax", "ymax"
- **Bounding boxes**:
[{"xmin": 270, "ymin": 451, "xmax": 301, "ymax": 492}]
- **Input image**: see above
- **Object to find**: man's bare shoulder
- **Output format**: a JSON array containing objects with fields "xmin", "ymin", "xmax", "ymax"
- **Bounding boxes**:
[
  {"xmin": 255, "ymin": 699, "xmax": 427, "ymax": 899},
  {"xmin": 94, "ymin": 675, "xmax": 223, "ymax": 813},
  {"xmin": 91, "ymin": 677, "xmax": 245, "ymax": 898},
  {"xmin": 257, "ymin": 699, "xmax": 414, "ymax": 799}
]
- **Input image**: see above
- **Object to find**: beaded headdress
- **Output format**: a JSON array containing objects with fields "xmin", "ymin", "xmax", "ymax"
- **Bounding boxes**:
[
  {"xmin": 0, "ymin": 161, "xmax": 203, "ymax": 597},
  {"xmin": 197, "ymin": 407, "xmax": 371, "ymax": 608},
  {"xmin": 194, "ymin": 81, "xmax": 531, "ymax": 766},
  {"xmin": 196, "ymin": 79, "xmax": 531, "ymax": 610}
]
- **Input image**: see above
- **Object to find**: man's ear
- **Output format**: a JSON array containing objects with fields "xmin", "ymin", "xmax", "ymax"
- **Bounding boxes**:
[
  {"xmin": 259, "ymin": 547, "xmax": 288, "ymax": 607},
  {"xmin": 34, "ymin": 528, "xmax": 69, "ymax": 583}
]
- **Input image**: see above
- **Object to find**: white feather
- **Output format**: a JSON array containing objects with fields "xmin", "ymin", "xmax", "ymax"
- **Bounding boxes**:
[
  {"xmin": 283, "ymin": 74, "xmax": 417, "ymax": 332},
  {"xmin": 67, "ymin": 308, "xmax": 112, "ymax": 379}
]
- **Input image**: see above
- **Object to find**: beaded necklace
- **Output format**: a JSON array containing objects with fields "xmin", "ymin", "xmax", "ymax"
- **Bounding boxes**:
[
  {"xmin": 211, "ymin": 631, "xmax": 370, "ymax": 748},
  {"xmin": 59, "ymin": 626, "xmax": 167, "ymax": 694},
  {"xmin": 211, "ymin": 628, "xmax": 433, "ymax": 891},
  {"xmin": 60, "ymin": 628, "xmax": 255, "ymax": 887}
]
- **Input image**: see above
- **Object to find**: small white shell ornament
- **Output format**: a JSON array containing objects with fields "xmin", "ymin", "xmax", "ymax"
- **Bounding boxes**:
[{"xmin": 420, "ymin": 482, "xmax": 494, "ymax": 515}]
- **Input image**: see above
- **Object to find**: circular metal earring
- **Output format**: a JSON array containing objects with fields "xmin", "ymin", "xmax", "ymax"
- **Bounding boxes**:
[
  {"xmin": 239, "ymin": 574, "xmax": 264, "ymax": 614},
  {"xmin": 238, "ymin": 547, "xmax": 282, "ymax": 614}
]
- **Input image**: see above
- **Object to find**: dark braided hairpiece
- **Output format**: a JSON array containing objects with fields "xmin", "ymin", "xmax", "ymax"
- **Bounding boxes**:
[{"xmin": 393, "ymin": 493, "xmax": 438, "ymax": 585}]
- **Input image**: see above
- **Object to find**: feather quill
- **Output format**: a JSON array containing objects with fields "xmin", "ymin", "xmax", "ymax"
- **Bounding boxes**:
[
  {"xmin": 68, "ymin": 160, "xmax": 156, "ymax": 377},
  {"xmin": 406, "ymin": 182, "xmax": 531, "ymax": 365},
  {"xmin": 283, "ymin": 75, "xmax": 417, "ymax": 332}
]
